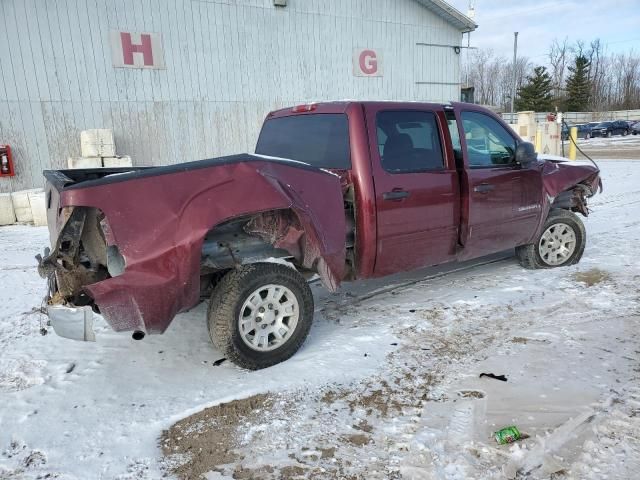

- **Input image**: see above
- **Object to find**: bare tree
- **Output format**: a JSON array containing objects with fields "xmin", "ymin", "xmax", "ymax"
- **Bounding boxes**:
[
  {"xmin": 587, "ymin": 39, "xmax": 607, "ymax": 111},
  {"xmin": 610, "ymin": 52, "xmax": 640, "ymax": 109},
  {"xmin": 466, "ymin": 49, "xmax": 530, "ymax": 109},
  {"xmin": 548, "ymin": 37, "xmax": 569, "ymax": 98},
  {"xmin": 465, "ymin": 39, "xmax": 640, "ymax": 112}
]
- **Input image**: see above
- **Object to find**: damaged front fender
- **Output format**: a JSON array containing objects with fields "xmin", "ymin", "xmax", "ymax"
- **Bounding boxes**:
[
  {"xmin": 527, "ymin": 159, "xmax": 602, "ymax": 244},
  {"xmin": 541, "ymin": 160, "xmax": 601, "ymax": 201}
]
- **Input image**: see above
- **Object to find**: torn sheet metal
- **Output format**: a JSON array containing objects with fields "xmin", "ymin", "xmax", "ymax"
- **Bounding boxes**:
[
  {"xmin": 527, "ymin": 159, "xmax": 602, "ymax": 243},
  {"xmin": 47, "ymin": 155, "xmax": 346, "ymax": 334},
  {"xmin": 541, "ymin": 160, "xmax": 601, "ymax": 199}
]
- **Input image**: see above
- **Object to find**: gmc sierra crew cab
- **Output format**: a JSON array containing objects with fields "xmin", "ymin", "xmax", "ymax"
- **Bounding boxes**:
[{"xmin": 37, "ymin": 101, "xmax": 602, "ymax": 369}]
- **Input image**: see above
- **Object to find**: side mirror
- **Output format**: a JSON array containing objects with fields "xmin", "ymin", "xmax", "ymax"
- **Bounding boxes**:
[{"xmin": 515, "ymin": 142, "xmax": 537, "ymax": 168}]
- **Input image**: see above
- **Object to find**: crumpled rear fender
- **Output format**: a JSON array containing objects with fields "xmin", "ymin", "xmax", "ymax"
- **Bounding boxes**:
[{"xmin": 60, "ymin": 158, "xmax": 346, "ymax": 334}]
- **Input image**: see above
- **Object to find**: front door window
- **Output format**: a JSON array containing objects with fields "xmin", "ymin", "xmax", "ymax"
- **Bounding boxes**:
[{"xmin": 461, "ymin": 111, "xmax": 517, "ymax": 167}]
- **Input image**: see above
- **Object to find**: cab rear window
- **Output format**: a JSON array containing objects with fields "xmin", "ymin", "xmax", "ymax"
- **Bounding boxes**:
[{"xmin": 255, "ymin": 114, "xmax": 351, "ymax": 169}]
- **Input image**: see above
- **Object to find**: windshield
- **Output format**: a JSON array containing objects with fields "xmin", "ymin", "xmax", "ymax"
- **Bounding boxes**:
[{"xmin": 256, "ymin": 113, "xmax": 351, "ymax": 169}]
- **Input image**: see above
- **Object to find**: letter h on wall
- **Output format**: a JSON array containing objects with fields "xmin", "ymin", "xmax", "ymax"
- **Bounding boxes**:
[
  {"xmin": 121, "ymin": 32, "xmax": 153, "ymax": 66},
  {"xmin": 110, "ymin": 30, "xmax": 165, "ymax": 69}
]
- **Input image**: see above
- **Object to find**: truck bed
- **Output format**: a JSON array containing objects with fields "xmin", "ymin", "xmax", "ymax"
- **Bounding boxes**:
[{"xmin": 38, "ymin": 153, "xmax": 348, "ymax": 335}]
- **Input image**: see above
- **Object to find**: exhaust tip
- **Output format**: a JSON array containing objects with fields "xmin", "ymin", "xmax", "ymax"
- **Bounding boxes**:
[{"xmin": 132, "ymin": 330, "xmax": 146, "ymax": 341}]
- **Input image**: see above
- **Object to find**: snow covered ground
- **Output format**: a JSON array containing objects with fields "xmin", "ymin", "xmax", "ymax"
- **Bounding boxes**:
[{"xmin": 1, "ymin": 160, "xmax": 639, "ymax": 479}]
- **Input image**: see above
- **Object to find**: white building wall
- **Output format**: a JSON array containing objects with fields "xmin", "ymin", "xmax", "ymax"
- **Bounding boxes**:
[{"xmin": 0, "ymin": 0, "xmax": 464, "ymax": 192}]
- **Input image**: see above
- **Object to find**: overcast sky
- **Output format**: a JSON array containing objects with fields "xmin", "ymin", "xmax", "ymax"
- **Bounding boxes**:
[{"xmin": 446, "ymin": 0, "xmax": 640, "ymax": 64}]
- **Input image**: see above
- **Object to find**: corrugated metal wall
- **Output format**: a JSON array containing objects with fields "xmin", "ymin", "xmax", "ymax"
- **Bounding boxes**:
[{"xmin": 0, "ymin": 0, "xmax": 464, "ymax": 193}]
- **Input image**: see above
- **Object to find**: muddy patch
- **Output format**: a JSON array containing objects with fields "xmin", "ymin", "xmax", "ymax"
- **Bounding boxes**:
[
  {"xmin": 458, "ymin": 390, "xmax": 485, "ymax": 399},
  {"xmin": 573, "ymin": 268, "xmax": 611, "ymax": 287},
  {"xmin": 511, "ymin": 336, "xmax": 551, "ymax": 345},
  {"xmin": 161, "ymin": 394, "xmax": 273, "ymax": 479},
  {"xmin": 160, "ymin": 302, "xmax": 515, "ymax": 479},
  {"xmin": 342, "ymin": 433, "xmax": 372, "ymax": 446}
]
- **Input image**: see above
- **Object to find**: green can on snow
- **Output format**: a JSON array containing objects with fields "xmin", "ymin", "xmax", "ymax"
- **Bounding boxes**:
[{"xmin": 494, "ymin": 426, "xmax": 521, "ymax": 444}]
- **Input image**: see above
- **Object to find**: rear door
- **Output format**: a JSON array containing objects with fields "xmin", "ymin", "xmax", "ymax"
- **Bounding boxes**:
[
  {"xmin": 448, "ymin": 107, "xmax": 541, "ymax": 258},
  {"xmin": 365, "ymin": 104, "xmax": 460, "ymax": 276},
  {"xmin": 616, "ymin": 121, "xmax": 628, "ymax": 134}
]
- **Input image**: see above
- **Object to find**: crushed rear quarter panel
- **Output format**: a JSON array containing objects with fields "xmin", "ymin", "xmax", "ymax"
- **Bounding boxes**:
[{"xmin": 58, "ymin": 156, "xmax": 346, "ymax": 333}]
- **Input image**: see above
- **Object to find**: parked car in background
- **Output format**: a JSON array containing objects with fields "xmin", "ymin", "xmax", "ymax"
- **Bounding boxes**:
[
  {"xmin": 631, "ymin": 122, "xmax": 640, "ymax": 135},
  {"xmin": 587, "ymin": 122, "xmax": 601, "ymax": 136},
  {"xmin": 561, "ymin": 123, "xmax": 593, "ymax": 140},
  {"xmin": 590, "ymin": 120, "xmax": 630, "ymax": 138}
]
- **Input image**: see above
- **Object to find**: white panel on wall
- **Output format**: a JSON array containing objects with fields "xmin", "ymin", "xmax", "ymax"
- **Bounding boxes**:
[{"xmin": 110, "ymin": 31, "xmax": 166, "ymax": 69}]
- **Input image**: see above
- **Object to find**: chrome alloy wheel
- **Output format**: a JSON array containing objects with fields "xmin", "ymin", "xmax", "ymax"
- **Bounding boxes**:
[
  {"xmin": 538, "ymin": 222, "xmax": 577, "ymax": 266},
  {"xmin": 238, "ymin": 284, "xmax": 299, "ymax": 352}
]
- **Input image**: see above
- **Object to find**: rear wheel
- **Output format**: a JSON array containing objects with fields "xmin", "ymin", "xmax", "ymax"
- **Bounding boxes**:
[
  {"xmin": 607, "ymin": 130, "xmax": 612, "ymax": 138},
  {"xmin": 585, "ymin": 133, "xmax": 591, "ymax": 140},
  {"xmin": 516, "ymin": 209, "xmax": 586, "ymax": 269},
  {"xmin": 207, "ymin": 263, "xmax": 314, "ymax": 370}
]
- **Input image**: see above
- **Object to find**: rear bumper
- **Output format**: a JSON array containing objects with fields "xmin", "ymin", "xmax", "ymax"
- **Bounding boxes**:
[{"xmin": 47, "ymin": 305, "xmax": 96, "ymax": 342}]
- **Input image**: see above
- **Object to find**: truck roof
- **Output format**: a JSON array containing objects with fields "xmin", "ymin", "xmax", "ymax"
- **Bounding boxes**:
[{"xmin": 267, "ymin": 100, "xmax": 461, "ymax": 118}]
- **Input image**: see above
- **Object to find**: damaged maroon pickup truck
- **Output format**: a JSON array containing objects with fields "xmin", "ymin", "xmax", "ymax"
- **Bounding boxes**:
[{"xmin": 38, "ymin": 102, "xmax": 601, "ymax": 369}]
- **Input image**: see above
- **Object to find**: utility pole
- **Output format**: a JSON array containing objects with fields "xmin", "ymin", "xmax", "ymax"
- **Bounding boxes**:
[
  {"xmin": 465, "ymin": 1, "xmax": 475, "ymax": 87},
  {"xmin": 465, "ymin": 32, "xmax": 471, "ymax": 87},
  {"xmin": 510, "ymin": 32, "xmax": 518, "ymax": 117}
]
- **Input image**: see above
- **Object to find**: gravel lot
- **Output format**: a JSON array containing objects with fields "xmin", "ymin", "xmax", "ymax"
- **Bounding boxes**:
[{"xmin": 575, "ymin": 134, "xmax": 640, "ymax": 160}]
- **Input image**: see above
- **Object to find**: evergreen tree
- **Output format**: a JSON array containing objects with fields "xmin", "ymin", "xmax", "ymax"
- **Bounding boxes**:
[
  {"xmin": 565, "ymin": 55, "xmax": 591, "ymax": 111},
  {"xmin": 515, "ymin": 66, "xmax": 554, "ymax": 111}
]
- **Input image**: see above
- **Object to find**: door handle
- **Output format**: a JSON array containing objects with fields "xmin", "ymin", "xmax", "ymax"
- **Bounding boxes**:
[
  {"xmin": 474, "ymin": 183, "xmax": 495, "ymax": 194},
  {"xmin": 383, "ymin": 190, "xmax": 410, "ymax": 201}
]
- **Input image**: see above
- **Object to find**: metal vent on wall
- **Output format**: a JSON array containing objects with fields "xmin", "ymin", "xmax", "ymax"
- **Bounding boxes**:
[{"xmin": 273, "ymin": 0, "xmax": 287, "ymax": 6}]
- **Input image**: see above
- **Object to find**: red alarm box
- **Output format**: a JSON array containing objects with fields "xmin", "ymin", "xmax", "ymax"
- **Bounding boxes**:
[{"xmin": 0, "ymin": 145, "xmax": 15, "ymax": 177}]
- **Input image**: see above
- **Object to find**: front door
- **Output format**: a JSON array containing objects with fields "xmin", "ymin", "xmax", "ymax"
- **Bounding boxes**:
[
  {"xmin": 367, "ymin": 106, "xmax": 460, "ymax": 276},
  {"xmin": 449, "ymin": 109, "xmax": 541, "ymax": 258}
]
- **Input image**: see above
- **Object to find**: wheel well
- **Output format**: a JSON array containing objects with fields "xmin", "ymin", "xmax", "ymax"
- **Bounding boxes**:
[
  {"xmin": 200, "ymin": 204, "xmax": 355, "ymax": 296},
  {"xmin": 550, "ymin": 184, "xmax": 592, "ymax": 216},
  {"xmin": 199, "ymin": 211, "xmax": 303, "ymax": 298}
]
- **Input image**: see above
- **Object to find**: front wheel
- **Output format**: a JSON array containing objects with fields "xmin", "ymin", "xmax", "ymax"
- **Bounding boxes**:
[
  {"xmin": 207, "ymin": 263, "xmax": 314, "ymax": 370},
  {"xmin": 516, "ymin": 209, "xmax": 586, "ymax": 269}
]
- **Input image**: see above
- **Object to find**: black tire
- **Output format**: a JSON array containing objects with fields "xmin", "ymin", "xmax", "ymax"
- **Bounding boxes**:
[
  {"xmin": 623, "ymin": 129, "xmax": 628, "ymax": 136},
  {"xmin": 585, "ymin": 133, "xmax": 591, "ymax": 140},
  {"xmin": 207, "ymin": 263, "xmax": 314, "ymax": 370},
  {"xmin": 516, "ymin": 209, "xmax": 586, "ymax": 269},
  {"xmin": 607, "ymin": 130, "xmax": 612, "ymax": 138}
]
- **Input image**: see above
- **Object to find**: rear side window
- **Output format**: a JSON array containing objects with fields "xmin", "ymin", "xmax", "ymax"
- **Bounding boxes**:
[
  {"xmin": 255, "ymin": 113, "xmax": 351, "ymax": 169},
  {"xmin": 376, "ymin": 111, "xmax": 445, "ymax": 173}
]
